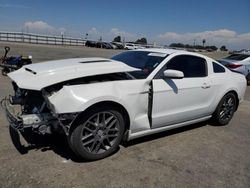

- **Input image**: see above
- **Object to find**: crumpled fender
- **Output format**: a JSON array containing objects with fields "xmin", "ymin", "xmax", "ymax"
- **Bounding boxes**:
[{"xmin": 48, "ymin": 80, "xmax": 151, "ymax": 132}]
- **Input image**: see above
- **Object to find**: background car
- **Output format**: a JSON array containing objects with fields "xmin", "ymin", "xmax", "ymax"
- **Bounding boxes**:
[
  {"xmin": 85, "ymin": 40, "xmax": 97, "ymax": 47},
  {"xmin": 218, "ymin": 53, "xmax": 250, "ymax": 85},
  {"xmin": 240, "ymin": 49, "xmax": 250, "ymax": 54},
  {"xmin": 110, "ymin": 43, "xmax": 118, "ymax": 49},
  {"xmin": 104, "ymin": 42, "xmax": 114, "ymax": 49},
  {"xmin": 96, "ymin": 42, "xmax": 109, "ymax": 49},
  {"xmin": 96, "ymin": 42, "xmax": 114, "ymax": 49},
  {"xmin": 124, "ymin": 43, "xmax": 138, "ymax": 50},
  {"xmin": 112, "ymin": 42, "xmax": 124, "ymax": 49}
]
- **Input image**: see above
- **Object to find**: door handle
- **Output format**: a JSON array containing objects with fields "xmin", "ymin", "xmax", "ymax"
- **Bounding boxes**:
[{"xmin": 201, "ymin": 83, "xmax": 211, "ymax": 89}]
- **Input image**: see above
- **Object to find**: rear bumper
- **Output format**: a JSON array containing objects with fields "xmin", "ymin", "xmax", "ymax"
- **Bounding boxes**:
[{"xmin": 1, "ymin": 98, "xmax": 23, "ymax": 131}]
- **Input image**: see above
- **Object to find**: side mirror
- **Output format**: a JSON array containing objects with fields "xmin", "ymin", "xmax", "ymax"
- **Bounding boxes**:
[{"xmin": 163, "ymin": 69, "xmax": 184, "ymax": 79}]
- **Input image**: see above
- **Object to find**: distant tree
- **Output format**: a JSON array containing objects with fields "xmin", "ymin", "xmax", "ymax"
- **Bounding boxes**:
[
  {"xmin": 169, "ymin": 43, "xmax": 176, "ymax": 47},
  {"xmin": 202, "ymin": 39, "xmax": 206, "ymax": 47},
  {"xmin": 220, "ymin": 45, "xmax": 228, "ymax": 51},
  {"xmin": 169, "ymin": 43, "xmax": 185, "ymax": 48},
  {"xmin": 209, "ymin": 46, "xmax": 218, "ymax": 51},
  {"xmin": 135, "ymin": 37, "xmax": 147, "ymax": 44},
  {"xmin": 113, "ymin": 36, "xmax": 121, "ymax": 42},
  {"xmin": 169, "ymin": 43, "xmax": 218, "ymax": 51}
]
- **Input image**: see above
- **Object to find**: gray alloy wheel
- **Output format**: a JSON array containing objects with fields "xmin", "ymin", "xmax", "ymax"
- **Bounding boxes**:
[
  {"xmin": 212, "ymin": 92, "xmax": 237, "ymax": 125},
  {"xmin": 80, "ymin": 112, "xmax": 120, "ymax": 154},
  {"xmin": 69, "ymin": 107, "xmax": 125, "ymax": 160}
]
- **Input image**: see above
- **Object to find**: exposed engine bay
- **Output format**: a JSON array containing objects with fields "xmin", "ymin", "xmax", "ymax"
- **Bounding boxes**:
[
  {"xmin": 2, "ymin": 72, "xmax": 133, "ymax": 135},
  {"xmin": 2, "ymin": 82, "xmax": 57, "ymax": 135}
]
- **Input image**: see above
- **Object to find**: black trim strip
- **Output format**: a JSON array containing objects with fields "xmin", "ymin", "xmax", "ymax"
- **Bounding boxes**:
[
  {"xmin": 148, "ymin": 81, "xmax": 153, "ymax": 127},
  {"xmin": 25, "ymin": 68, "xmax": 36, "ymax": 74},
  {"xmin": 79, "ymin": 60, "xmax": 110, "ymax": 64}
]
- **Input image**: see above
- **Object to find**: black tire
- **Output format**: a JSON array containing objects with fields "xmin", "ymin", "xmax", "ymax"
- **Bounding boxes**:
[
  {"xmin": 212, "ymin": 92, "xmax": 237, "ymax": 126},
  {"xmin": 1, "ymin": 67, "xmax": 10, "ymax": 76},
  {"xmin": 246, "ymin": 73, "xmax": 250, "ymax": 86},
  {"xmin": 69, "ymin": 106, "xmax": 125, "ymax": 161}
]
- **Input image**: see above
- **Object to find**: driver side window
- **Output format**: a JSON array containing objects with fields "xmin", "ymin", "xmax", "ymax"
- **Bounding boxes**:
[{"xmin": 155, "ymin": 55, "xmax": 207, "ymax": 78}]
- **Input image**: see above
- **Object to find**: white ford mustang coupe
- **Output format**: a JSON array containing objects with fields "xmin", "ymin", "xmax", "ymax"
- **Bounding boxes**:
[{"xmin": 2, "ymin": 49, "xmax": 246, "ymax": 160}]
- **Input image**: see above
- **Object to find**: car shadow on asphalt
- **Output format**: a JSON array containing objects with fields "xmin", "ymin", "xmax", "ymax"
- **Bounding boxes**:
[
  {"xmin": 8, "ymin": 121, "xmax": 208, "ymax": 163},
  {"xmin": 122, "ymin": 121, "xmax": 208, "ymax": 147},
  {"xmin": 8, "ymin": 126, "xmax": 119, "ymax": 163}
]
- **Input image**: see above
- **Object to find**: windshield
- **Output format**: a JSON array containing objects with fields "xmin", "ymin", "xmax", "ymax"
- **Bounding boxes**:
[
  {"xmin": 111, "ymin": 51, "xmax": 168, "ymax": 79},
  {"xmin": 225, "ymin": 54, "xmax": 250, "ymax": 61}
]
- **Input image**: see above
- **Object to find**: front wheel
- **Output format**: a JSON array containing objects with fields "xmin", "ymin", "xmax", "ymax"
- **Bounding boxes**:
[
  {"xmin": 69, "ymin": 106, "xmax": 125, "ymax": 161},
  {"xmin": 212, "ymin": 93, "xmax": 237, "ymax": 126},
  {"xmin": 246, "ymin": 73, "xmax": 250, "ymax": 85}
]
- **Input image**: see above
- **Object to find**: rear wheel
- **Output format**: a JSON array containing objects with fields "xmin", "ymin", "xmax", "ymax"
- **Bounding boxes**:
[
  {"xmin": 69, "ymin": 106, "xmax": 125, "ymax": 161},
  {"xmin": 212, "ymin": 92, "xmax": 237, "ymax": 126}
]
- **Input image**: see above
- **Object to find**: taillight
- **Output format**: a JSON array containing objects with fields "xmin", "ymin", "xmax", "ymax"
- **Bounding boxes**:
[{"xmin": 227, "ymin": 64, "xmax": 243, "ymax": 69}]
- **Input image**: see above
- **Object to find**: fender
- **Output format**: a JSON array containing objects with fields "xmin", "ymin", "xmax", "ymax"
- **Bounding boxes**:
[
  {"xmin": 47, "ymin": 79, "xmax": 151, "ymax": 133},
  {"xmin": 71, "ymin": 96, "xmax": 134, "ymax": 124}
]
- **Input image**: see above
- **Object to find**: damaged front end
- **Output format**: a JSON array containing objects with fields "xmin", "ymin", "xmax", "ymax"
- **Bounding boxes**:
[
  {"xmin": 1, "ymin": 82, "xmax": 67, "ymax": 135},
  {"xmin": 1, "ymin": 72, "xmax": 133, "ymax": 136}
]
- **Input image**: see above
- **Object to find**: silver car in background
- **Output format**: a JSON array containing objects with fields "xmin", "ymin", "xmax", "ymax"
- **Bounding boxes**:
[{"xmin": 219, "ymin": 53, "xmax": 250, "ymax": 85}]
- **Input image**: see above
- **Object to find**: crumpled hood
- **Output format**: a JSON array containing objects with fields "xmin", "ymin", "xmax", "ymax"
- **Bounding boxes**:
[{"xmin": 8, "ymin": 57, "xmax": 139, "ymax": 90}]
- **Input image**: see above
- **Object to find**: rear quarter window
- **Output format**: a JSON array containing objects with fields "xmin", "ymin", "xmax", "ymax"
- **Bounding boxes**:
[{"xmin": 213, "ymin": 62, "xmax": 225, "ymax": 73}]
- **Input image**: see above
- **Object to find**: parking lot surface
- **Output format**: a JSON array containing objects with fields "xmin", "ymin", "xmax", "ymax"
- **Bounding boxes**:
[{"xmin": 0, "ymin": 42, "xmax": 250, "ymax": 188}]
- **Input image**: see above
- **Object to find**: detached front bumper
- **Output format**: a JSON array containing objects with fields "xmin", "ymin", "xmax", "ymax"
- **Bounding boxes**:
[{"xmin": 1, "ymin": 98, "xmax": 23, "ymax": 131}]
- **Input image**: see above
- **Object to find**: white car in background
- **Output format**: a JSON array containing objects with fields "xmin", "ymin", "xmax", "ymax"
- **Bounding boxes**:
[
  {"xmin": 2, "ymin": 49, "xmax": 246, "ymax": 160},
  {"xmin": 124, "ymin": 43, "xmax": 138, "ymax": 50},
  {"xmin": 219, "ymin": 53, "xmax": 250, "ymax": 85},
  {"xmin": 240, "ymin": 49, "xmax": 250, "ymax": 54}
]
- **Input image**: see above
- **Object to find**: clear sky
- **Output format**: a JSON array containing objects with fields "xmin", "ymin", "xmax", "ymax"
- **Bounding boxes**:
[{"xmin": 0, "ymin": 0, "xmax": 250, "ymax": 50}]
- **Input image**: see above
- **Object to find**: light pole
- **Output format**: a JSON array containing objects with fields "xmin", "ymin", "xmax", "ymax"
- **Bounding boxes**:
[
  {"xmin": 61, "ymin": 31, "xmax": 64, "ymax": 45},
  {"xmin": 202, "ymin": 39, "xmax": 206, "ymax": 48},
  {"xmin": 99, "ymin": 36, "xmax": 103, "ymax": 48}
]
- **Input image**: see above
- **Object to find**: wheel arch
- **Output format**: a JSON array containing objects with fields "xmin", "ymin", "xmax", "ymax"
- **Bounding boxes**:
[
  {"xmin": 69, "ymin": 101, "xmax": 131, "ymax": 137},
  {"xmin": 218, "ymin": 90, "xmax": 239, "ymax": 111},
  {"xmin": 228, "ymin": 90, "xmax": 239, "ymax": 111}
]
